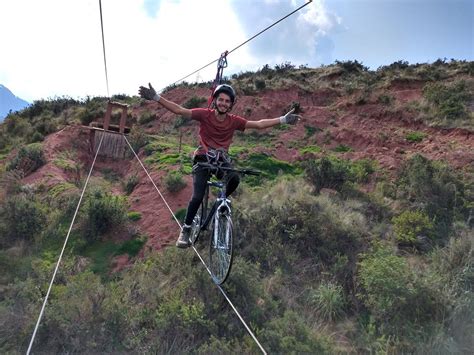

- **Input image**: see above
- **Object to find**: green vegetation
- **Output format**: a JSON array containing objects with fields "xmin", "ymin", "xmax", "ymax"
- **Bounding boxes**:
[
  {"xmin": 392, "ymin": 210, "xmax": 434, "ymax": 247},
  {"xmin": 304, "ymin": 156, "xmax": 376, "ymax": 193},
  {"xmin": 405, "ymin": 130, "xmax": 426, "ymax": 142},
  {"xmin": 6, "ymin": 143, "xmax": 46, "ymax": 174},
  {"xmin": 163, "ymin": 170, "xmax": 187, "ymax": 193},
  {"xmin": 0, "ymin": 61, "xmax": 472, "ymax": 354}
]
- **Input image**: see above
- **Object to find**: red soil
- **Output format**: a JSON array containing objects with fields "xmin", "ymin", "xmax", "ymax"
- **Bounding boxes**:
[{"xmin": 16, "ymin": 83, "xmax": 473, "ymax": 270}]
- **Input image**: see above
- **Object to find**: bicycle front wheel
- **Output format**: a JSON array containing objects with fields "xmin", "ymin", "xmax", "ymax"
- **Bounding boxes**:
[{"xmin": 209, "ymin": 212, "xmax": 233, "ymax": 285}]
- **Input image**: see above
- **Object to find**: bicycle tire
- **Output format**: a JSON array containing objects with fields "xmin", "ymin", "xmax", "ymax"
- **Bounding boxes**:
[
  {"xmin": 190, "ymin": 187, "xmax": 208, "ymax": 246},
  {"xmin": 189, "ymin": 205, "xmax": 202, "ymax": 245},
  {"xmin": 209, "ymin": 212, "xmax": 233, "ymax": 285}
]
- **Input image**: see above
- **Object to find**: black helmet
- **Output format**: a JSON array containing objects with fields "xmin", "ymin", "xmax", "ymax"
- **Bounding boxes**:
[{"xmin": 212, "ymin": 84, "xmax": 236, "ymax": 104}]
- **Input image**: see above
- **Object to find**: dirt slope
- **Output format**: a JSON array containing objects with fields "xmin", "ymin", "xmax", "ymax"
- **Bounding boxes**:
[{"xmin": 18, "ymin": 74, "xmax": 473, "ymax": 259}]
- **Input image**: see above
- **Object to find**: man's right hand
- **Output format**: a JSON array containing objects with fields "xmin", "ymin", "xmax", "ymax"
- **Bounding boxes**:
[{"xmin": 139, "ymin": 83, "xmax": 160, "ymax": 101}]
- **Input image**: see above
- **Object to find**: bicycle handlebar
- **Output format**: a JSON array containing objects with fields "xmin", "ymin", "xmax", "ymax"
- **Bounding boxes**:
[{"xmin": 195, "ymin": 162, "xmax": 261, "ymax": 176}]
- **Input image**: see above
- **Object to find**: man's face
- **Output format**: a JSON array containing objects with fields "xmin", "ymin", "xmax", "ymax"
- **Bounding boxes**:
[{"xmin": 215, "ymin": 93, "xmax": 232, "ymax": 114}]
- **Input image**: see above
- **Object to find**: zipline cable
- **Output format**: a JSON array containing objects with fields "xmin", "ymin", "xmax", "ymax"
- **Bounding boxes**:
[
  {"xmin": 123, "ymin": 135, "xmax": 268, "ymax": 355},
  {"xmin": 99, "ymin": 0, "xmax": 110, "ymax": 97},
  {"xmin": 26, "ymin": 132, "xmax": 106, "ymax": 355},
  {"xmin": 165, "ymin": 0, "xmax": 312, "ymax": 89}
]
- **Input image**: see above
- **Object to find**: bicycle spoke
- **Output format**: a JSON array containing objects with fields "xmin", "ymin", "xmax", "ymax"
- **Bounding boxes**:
[{"xmin": 209, "ymin": 213, "xmax": 233, "ymax": 285}]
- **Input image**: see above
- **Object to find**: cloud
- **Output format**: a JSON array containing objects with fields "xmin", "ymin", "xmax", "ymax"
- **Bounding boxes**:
[
  {"xmin": 230, "ymin": 0, "xmax": 342, "ymax": 67},
  {"xmin": 0, "ymin": 0, "xmax": 249, "ymax": 101}
]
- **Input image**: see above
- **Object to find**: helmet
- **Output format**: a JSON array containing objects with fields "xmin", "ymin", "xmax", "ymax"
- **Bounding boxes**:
[{"xmin": 212, "ymin": 84, "xmax": 236, "ymax": 104}]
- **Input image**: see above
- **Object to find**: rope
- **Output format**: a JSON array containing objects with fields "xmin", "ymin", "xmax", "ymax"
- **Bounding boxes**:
[
  {"xmin": 26, "ymin": 132, "xmax": 106, "ymax": 355},
  {"xmin": 99, "ymin": 0, "xmax": 110, "ymax": 97},
  {"xmin": 123, "ymin": 135, "xmax": 268, "ymax": 355},
  {"xmin": 123, "ymin": 135, "xmax": 181, "ymax": 227},
  {"xmin": 164, "ymin": 0, "xmax": 313, "ymax": 89}
]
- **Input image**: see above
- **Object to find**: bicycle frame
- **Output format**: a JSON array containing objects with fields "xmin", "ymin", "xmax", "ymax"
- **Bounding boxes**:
[{"xmin": 190, "ymin": 162, "xmax": 260, "ymax": 284}]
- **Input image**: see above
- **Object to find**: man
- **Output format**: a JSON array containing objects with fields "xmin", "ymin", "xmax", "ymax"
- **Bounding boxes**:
[{"xmin": 138, "ymin": 83, "xmax": 300, "ymax": 248}]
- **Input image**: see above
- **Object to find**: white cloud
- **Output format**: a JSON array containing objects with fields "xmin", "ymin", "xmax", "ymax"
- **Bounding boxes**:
[{"xmin": 0, "ymin": 0, "xmax": 250, "ymax": 101}]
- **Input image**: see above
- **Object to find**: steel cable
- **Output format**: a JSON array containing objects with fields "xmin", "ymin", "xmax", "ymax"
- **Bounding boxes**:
[
  {"xmin": 26, "ymin": 132, "xmax": 106, "ymax": 355},
  {"xmin": 123, "ymin": 135, "xmax": 268, "ymax": 354}
]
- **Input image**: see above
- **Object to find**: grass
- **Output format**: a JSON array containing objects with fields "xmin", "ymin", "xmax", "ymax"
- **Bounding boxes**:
[
  {"xmin": 300, "ymin": 145, "xmax": 322, "ymax": 155},
  {"xmin": 405, "ymin": 131, "xmax": 426, "ymax": 143},
  {"xmin": 82, "ymin": 237, "xmax": 146, "ymax": 276}
]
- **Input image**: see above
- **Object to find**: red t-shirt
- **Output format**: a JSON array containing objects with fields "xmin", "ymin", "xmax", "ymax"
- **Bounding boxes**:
[{"xmin": 191, "ymin": 108, "xmax": 247, "ymax": 155}]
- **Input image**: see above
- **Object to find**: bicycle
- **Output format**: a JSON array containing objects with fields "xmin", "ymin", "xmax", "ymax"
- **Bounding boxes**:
[{"xmin": 189, "ymin": 162, "xmax": 260, "ymax": 285}]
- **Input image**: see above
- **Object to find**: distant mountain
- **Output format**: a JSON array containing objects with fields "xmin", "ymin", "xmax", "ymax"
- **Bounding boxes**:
[{"xmin": 0, "ymin": 84, "xmax": 30, "ymax": 121}]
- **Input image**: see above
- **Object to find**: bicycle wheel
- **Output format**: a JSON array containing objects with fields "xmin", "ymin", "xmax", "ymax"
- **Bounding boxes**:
[
  {"xmin": 209, "ymin": 211, "xmax": 233, "ymax": 285},
  {"xmin": 189, "ymin": 205, "xmax": 202, "ymax": 245},
  {"xmin": 190, "ymin": 187, "xmax": 208, "ymax": 245}
]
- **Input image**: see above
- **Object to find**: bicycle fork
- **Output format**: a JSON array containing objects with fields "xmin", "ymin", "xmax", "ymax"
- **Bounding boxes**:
[{"xmin": 213, "ymin": 194, "xmax": 231, "ymax": 250}]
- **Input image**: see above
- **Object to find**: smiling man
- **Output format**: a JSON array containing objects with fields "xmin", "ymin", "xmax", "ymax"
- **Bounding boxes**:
[{"xmin": 138, "ymin": 83, "xmax": 300, "ymax": 248}]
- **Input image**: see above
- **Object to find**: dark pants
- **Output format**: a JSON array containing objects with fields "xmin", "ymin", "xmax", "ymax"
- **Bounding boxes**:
[{"xmin": 184, "ymin": 156, "xmax": 240, "ymax": 226}]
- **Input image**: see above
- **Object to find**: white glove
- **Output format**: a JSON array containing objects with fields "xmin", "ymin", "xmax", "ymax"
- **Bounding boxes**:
[{"xmin": 279, "ymin": 108, "xmax": 301, "ymax": 125}]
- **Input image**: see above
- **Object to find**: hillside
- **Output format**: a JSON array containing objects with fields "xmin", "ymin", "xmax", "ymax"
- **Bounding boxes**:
[{"xmin": 0, "ymin": 60, "xmax": 473, "ymax": 353}]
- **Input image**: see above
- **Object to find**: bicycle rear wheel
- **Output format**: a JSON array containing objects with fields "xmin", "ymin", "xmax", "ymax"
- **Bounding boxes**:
[
  {"xmin": 189, "ymin": 205, "xmax": 202, "ymax": 245},
  {"xmin": 209, "ymin": 212, "xmax": 233, "ymax": 285},
  {"xmin": 190, "ymin": 187, "xmax": 208, "ymax": 246}
]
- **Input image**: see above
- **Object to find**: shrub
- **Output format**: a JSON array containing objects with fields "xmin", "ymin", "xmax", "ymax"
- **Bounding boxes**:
[
  {"xmin": 138, "ymin": 111, "xmax": 155, "ymax": 125},
  {"xmin": 357, "ymin": 246, "xmax": 416, "ymax": 322},
  {"xmin": 81, "ymin": 189, "xmax": 128, "ymax": 242},
  {"xmin": 0, "ymin": 193, "xmax": 47, "ymax": 244},
  {"xmin": 127, "ymin": 211, "xmax": 142, "ymax": 221},
  {"xmin": 123, "ymin": 174, "xmax": 139, "ymax": 195},
  {"xmin": 127, "ymin": 126, "xmax": 149, "ymax": 152},
  {"xmin": 303, "ymin": 156, "xmax": 375, "ymax": 193},
  {"xmin": 6, "ymin": 143, "xmax": 46, "ymax": 174},
  {"xmin": 163, "ymin": 170, "xmax": 187, "ymax": 193},
  {"xmin": 115, "ymin": 237, "xmax": 146, "ymax": 256},
  {"xmin": 396, "ymin": 154, "xmax": 469, "ymax": 239},
  {"xmin": 254, "ymin": 79, "xmax": 266, "ymax": 90},
  {"xmin": 303, "ymin": 156, "xmax": 352, "ymax": 193},
  {"xmin": 423, "ymin": 81, "xmax": 471, "ymax": 120},
  {"xmin": 260, "ymin": 310, "xmax": 334, "ymax": 353},
  {"xmin": 310, "ymin": 282, "xmax": 346, "ymax": 321},
  {"xmin": 335, "ymin": 60, "xmax": 369, "ymax": 73},
  {"xmin": 183, "ymin": 96, "xmax": 207, "ymax": 109},
  {"xmin": 392, "ymin": 210, "xmax": 434, "ymax": 247},
  {"xmin": 405, "ymin": 131, "xmax": 426, "ymax": 142}
]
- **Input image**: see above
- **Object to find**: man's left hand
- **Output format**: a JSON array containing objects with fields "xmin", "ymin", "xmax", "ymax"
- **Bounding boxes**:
[{"xmin": 280, "ymin": 108, "xmax": 301, "ymax": 125}]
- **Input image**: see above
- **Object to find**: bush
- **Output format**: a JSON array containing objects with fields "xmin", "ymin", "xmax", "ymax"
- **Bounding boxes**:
[
  {"xmin": 303, "ymin": 156, "xmax": 351, "ymax": 193},
  {"xmin": 127, "ymin": 211, "xmax": 142, "ymax": 221},
  {"xmin": 310, "ymin": 282, "xmax": 346, "ymax": 321},
  {"xmin": 396, "ymin": 154, "xmax": 469, "ymax": 239},
  {"xmin": 0, "ymin": 193, "xmax": 47, "ymax": 245},
  {"xmin": 236, "ymin": 178, "xmax": 366, "ymax": 278},
  {"xmin": 405, "ymin": 131, "xmax": 426, "ymax": 142},
  {"xmin": 392, "ymin": 210, "xmax": 434, "ymax": 247},
  {"xmin": 81, "ymin": 189, "xmax": 128, "ymax": 242},
  {"xmin": 163, "ymin": 170, "xmax": 187, "ymax": 193},
  {"xmin": 127, "ymin": 126, "xmax": 149, "ymax": 153},
  {"xmin": 137, "ymin": 111, "xmax": 155, "ymax": 125},
  {"xmin": 123, "ymin": 174, "xmax": 139, "ymax": 195},
  {"xmin": 260, "ymin": 310, "xmax": 334, "ymax": 353},
  {"xmin": 6, "ymin": 143, "xmax": 46, "ymax": 174},
  {"xmin": 183, "ymin": 96, "xmax": 207, "ymax": 109},
  {"xmin": 423, "ymin": 81, "xmax": 471, "ymax": 120},
  {"xmin": 357, "ymin": 246, "xmax": 416, "ymax": 322}
]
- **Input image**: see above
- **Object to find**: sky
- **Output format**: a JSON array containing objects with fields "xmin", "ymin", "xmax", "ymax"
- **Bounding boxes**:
[{"xmin": 0, "ymin": 0, "xmax": 472, "ymax": 103}]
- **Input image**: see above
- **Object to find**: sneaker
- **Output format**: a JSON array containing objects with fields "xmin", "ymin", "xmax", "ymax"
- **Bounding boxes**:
[{"xmin": 176, "ymin": 225, "xmax": 191, "ymax": 248}]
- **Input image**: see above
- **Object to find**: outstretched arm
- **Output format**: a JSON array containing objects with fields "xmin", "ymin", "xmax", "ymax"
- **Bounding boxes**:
[
  {"xmin": 139, "ymin": 83, "xmax": 192, "ymax": 118},
  {"xmin": 245, "ymin": 108, "xmax": 301, "ymax": 130}
]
